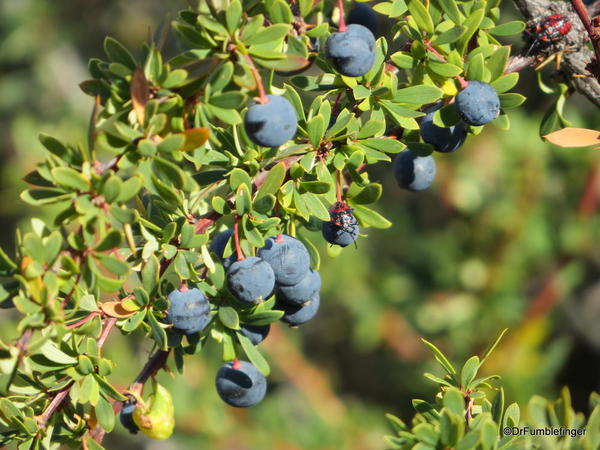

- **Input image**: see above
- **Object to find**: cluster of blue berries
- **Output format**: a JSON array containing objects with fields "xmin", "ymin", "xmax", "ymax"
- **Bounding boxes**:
[{"xmin": 394, "ymin": 81, "xmax": 500, "ymax": 192}]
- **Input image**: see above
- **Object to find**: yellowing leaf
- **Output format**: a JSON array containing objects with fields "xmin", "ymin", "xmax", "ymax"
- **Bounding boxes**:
[
  {"xmin": 180, "ymin": 127, "xmax": 210, "ymax": 152},
  {"xmin": 544, "ymin": 127, "xmax": 600, "ymax": 148},
  {"xmin": 100, "ymin": 301, "xmax": 137, "ymax": 318},
  {"xmin": 131, "ymin": 68, "xmax": 149, "ymax": 126}
]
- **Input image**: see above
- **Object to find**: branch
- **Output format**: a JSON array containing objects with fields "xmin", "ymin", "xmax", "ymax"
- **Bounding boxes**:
[
  {"xmin": 510, "ymin": 0, "xmax": 600, "ymax": 106},
  {"xmin": 570, "ymin": 0, "xmax": 600, "ymax": 81},
  {"xmin": 194, "ymin": 153, "xmax": 304, "ymax": 234}
]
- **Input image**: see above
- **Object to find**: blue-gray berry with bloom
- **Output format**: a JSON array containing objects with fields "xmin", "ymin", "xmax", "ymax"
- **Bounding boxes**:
[
  {"xmin": 455, "ymin": 81, "xmax": 500, "ymax": 126},
  {"xmin": 393, "ymin": 150, "xmax": 436, "ymax": 191},
  {"xmin": 244, "ymin": 95, "xmax": 297, "ymax": 147},
  {"xmin": 215, "ymin": 360, "xmax": 267, "ymax": 407},
  {"xmin": 226, "ymin": 256, "xmax": 275, "ymax": 304},
  {"xmin": 258, "ymin": 234, "xmax": 310, "ymax": 286},
  {"xmin": 420, "ymin": 104, "xmax": 467, "ymax": 153},
  {"xmin": 166, "ymin": 287, "xmax": 211, "ymax": 335},
  {"xmin": 325, "ymin": 24, "xmax": 376, "ymax": 77}
]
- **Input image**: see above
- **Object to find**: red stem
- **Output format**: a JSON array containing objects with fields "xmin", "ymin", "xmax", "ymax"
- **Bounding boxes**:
[
  {"xmin": 424, "ymin": 42, "xmax": 468, "ymax": 89},
  {"xmin": 232, "ymin": 358, "xmax": 241, "ymax": 370},
  {"xmin": 97, "ymin": 317, "xmax": 117, "ymax": 355},
  {"xmin": 37, "ymin": 384, "xmax": 72, "ymax": 427},
  {"xmin": 66, "ymin": 311, "xmax": 100, "ymax": 329},
  {"xmin": 338, "ymin": 0, "xmax": 347, "ymax": 32},
  {"xmin": 336, "ymin": 170, "xmax": 343, "ymax": 202},
  {"xmin": 242, "ymin": 54, "xmax": 269, "ymax": 104},
  {"xmin": 233, "ymin": 214, "xmax": 245, "ymax": 261},
  {"xmin": 180, "ymin": 280, "xmax": 189, "ymax": 292},
  {"xmin": 570, "ymin": 0, "xmax": 600, "ymax": 79},
  {"xmin": 331, "ymin": 92, "xmax": 343, "ymax": 117}
]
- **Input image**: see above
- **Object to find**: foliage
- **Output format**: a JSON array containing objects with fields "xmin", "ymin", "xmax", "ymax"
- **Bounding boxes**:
[
  {"xmin": 0, "ymin": 0, "xmax": 597, "ymax": 448},
  {"xmin": 385, "ymin": 331, "xmax": 600, "ymax": 449}
]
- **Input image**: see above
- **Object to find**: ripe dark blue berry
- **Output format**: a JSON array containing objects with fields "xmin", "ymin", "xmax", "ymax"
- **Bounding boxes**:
[
  {"xmin": 244, "ymin": 95, "xmax": 297, "ymax": 147},
  {"xmin": 239, "ymin": 324, "xmax": 270, "ymax": 345},
  {"xmin": 166, "ymin": 287, "xmax": 211, "ymax": 335},
  {"xmin": 258, "ymin": 234, "xmax": 310, "ymax": 286},
  {"xmin": 120, "ymin": 401, "xmax": 139, "ymax": 434},
  {"xmin": 278, "ymin": 293, "xmax": 321, "ymax": 326},
  {"xmin": 393, "ymin": 150, "xmax": 436, "ymax": 191},
  {"xmin": 226, "ymin": 256, "xmax": 275, "ymax": 304},
  {"xmin": 215, "ymin": 360, "xmax": 267, "ymax": 407},
  {"xmin": 325, "ymin": 24, "xmax": 376, "ymax": 77},
  {"xmin": 278, "ymin": 269, "xmax": 321, "ymax": 305},
  {"xmin": 322, "ymin": 202, "xmax": 359, "ymax": 247},
  {"xmin": 420, "ymin": 104, "xmax": 467, "ymax": 153},
  {"xmin": 209, "ymin": 229, "xmax": 233, "ymax": 259},
  {"xmin": 347, "ymin": 2, "xmax": 378, "ymax": 35},
  {"xmin": 455, "ymin": 81, "xmax": 500, "ymax": 126}
]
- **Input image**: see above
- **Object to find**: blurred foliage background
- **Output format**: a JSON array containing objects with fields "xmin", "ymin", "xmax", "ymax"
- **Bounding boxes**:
[{"xmin": 1, "ymin": 0, "xmax": 599, "ymax": 448}]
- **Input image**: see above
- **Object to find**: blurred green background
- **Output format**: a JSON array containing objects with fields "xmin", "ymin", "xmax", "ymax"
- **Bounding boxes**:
[{"xmin": 1, "ymin": 0, "xmax": 599, "ymax": 448}]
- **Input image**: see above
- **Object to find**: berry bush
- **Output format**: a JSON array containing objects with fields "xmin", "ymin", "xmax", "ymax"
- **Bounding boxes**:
[{"xmin": 0, "ymin": 0, "xmax": 599, "ymax": 447}]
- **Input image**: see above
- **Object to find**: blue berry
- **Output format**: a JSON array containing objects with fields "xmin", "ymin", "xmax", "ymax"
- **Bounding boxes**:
[
  {"xmin": 226, "ymin": 256, "xmax": 275, "ymax": 304},
  {"xmin": 120, "ymin": 401, "xmax": 139, "ymax": 434},
  {"xmin": 277, "ymin": 293, "xmax": 320, "ymax": 326},
  {"xmin": 393, "ymin": 150, "xmax": 436, "ymax": 191},
  {"xmin": 420, "ymin": 104, "xmax": 467, "ymax": 153},
  {"xmin": 325, "ymin": 24, "xmax": 376, "ymax": 77},
  {"xmin": 455, "ymin": 81, "xmax": 500, "ymax": 126},
  {"xmin": 258, "ymin": 234, "xmax": 310, "ymax": 286},
  {"xmin": 209, "ymin": 229, "xmax": 233, "ymax": 259},
  {"xmin": 239, "ymin": 324, "xmax": 270, "ymax": 345},
  {"xmin": 215, "ymin": 360, "xmax": 267, "ymax": 407},
  {"xmin": 278, "ymin": 269, "xmax": 321, "ymax": 306},
  {"xmin": 244, "ymin": 95, "xmax": 297, "ymax": 147},
  {"xmin": 322, "ymin": 220, "xmax": 359, "ymax": 247},
  {"xmin": 347, "ymin": 3, "xmax": 378, "ymax": 35},
  {"xmin": 166, "ymin": 287, "xmax": 211, "ymax": 335}
]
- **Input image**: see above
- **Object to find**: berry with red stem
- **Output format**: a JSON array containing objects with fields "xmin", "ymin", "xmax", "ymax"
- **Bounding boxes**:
[{"xmin": 215, "ymin": 359, "xmax": 267, "ymax": 407}]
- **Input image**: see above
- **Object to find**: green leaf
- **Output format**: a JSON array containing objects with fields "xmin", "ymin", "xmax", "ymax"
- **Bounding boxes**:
[
  {"xmin": 257, "ymin": 163, "xmax": 286, "ymax": 198},
  {"xmin": 104, "ymin": 37, "xmax": 137, "ymax": 70},
  {"xmin": 117, "ymin": 176, "xmax": 143, "ymax": 202},
  {"xmin": 148, "ymin": 311, "xmax": 168, "ymax": 350},
  {"xmin": 489, "ymin": 21, "xmax": 526, "ymax": 36},
  {"xmin": 229, "ymin": 168, "xmax": 253, "ymax": 191},
  {"xmin": 308, "ymin": 115, "xmax": 325, "ymax": 148},
  {"xmin": 236, "ymin": 184, "xmax": 252, "ymax": 215},
  {"xmin": 225, "ymin": 0, "xmax": 242, "ymax": 33},
  {"xmin": 102, "ymin": 175, "xmax": 122, "ymax": 203},
  {"xmin": 466, "ymin": 53, "xmax": 485, "ymax": 81},
  {"xmin": 351, "ymin": 204, "xmax": 392, "ymax": 229},
  {"xmin": 487, "ymin": 47, "xmax": 510, "ymax": 80},
  {"xmin": 460, "ymin": 356, "xmax": 480, "ymax": 388},
  {"xmin": 39, "ymin": 341, "xmax": 77, "ymax": 365},
  {"xmin": 427, "ymin": 60, "xmax": 463, "ymax": 77},
  {"xmin": 503, "ymin": 403, "xmax": 520, "ymax": 428},
  {"xmin": 491, "ymin": 388, "xmax": 505, "ymax": 428},
  {"xmin": 393, "ymin": 85, "xmax": 443, "ymax": 104},
  {"xmin": 209, "ymin": 92, "xmax": 246, "ymax": 109},
  {"xmin": 95, "ymin": 230, "xmax": 122, "ymax": 252},
  {"xmin": 219, "ymin": 306, "xmax": 240, "ymax": 330},
  {"xmin": 474, "ymin": 332, "xmax": 503, "ymax": 372},
  {"xmin": 435, "ymin": 0, "xmax": 463, "ymax": 24},
  {"xmin": 499, "ymin": 93, "xmax": 526, "ymax": 109},
  {"xmin": 299, "ymin": 181, "xmax": 330, "ymax": 194},
  {"xmin": 95, "ymin": 396, "xmax": 115, "ymax": 432},
  {"xmin": 237, "ymin": 333, "xmax": 270, "ymax": 376},
  {"xmin": 491, "ymin": 72, "xmax": 519, "ymax": 93},
  {"xmin": 52, "ymin": 167, "xmax": 89, "ymax": 192},
  {"xmin": 421, "ymin": 338, "xmax": 457, "ymax": 377},
  {"xmin": 444, "ymin": 388, "xmax": 465, "ymax": 416},
  {"xmin": 302, "ymin": 193, "xmax": 331, "ymax": 221},
  {"xmin": 431, "ymin": 26, "xmax": 467, "ymax": 45},
  {"xmin": 457, "ymin": 7, "xmax": 485, "ymax": 54},
  {"xmin": 407, "ymin": 0, "xmax": 434, "ymax": 33},
  {"xmin": 349, "ymin": 183, "xmax": 382, "ymax": 204},
  {"xmin": 245, "ymin": 23, "xmax": 291, "ymax": 46}
]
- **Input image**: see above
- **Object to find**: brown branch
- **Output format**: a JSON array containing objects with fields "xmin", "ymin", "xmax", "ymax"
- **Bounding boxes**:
[
  {"xmin": 37, "ymin": 317, "xmax": 117, "ymax": 428},
  {"xmin": 37, "ymin": 384, "xmax": 73, "ymax": 428},
  {"xmin": 570, "ymin": 0, "xmax": 600, "ymax": 81},
  {"xmin": 510, "ymin": 0, "xmax": 600, "ymax": 106}
]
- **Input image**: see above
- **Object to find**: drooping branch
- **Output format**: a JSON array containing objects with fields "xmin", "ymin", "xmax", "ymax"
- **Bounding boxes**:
[{"xmin": 509, "ymin": 0, "xmax": 600, "ymax": 106}]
